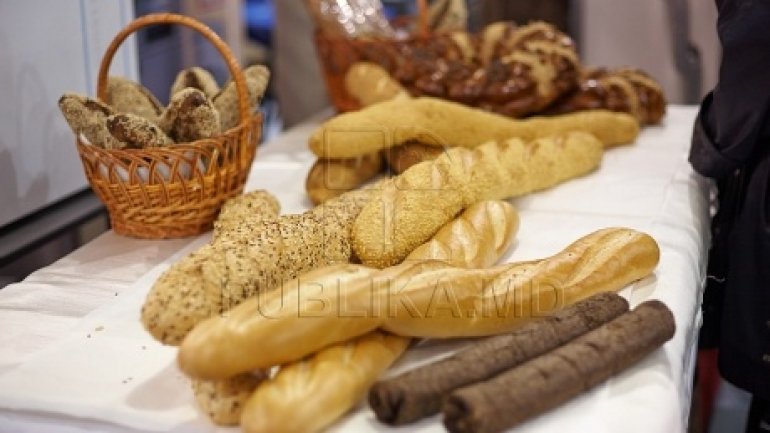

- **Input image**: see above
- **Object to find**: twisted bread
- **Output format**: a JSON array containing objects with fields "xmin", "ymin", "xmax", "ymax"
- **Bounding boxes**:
[
  {"xmin": 353, "ymin": 131, "xmax": 603, "ymax": 268},
  {"xmin": 548, "ymin": 67, "xmax": 666, "ymax": 125},
  {"xmin": 178, "ymin": 227, "xmax": 658, "ymax": 380},
  {"xmin": 308, "ymin": 97, "xmax": 638, "ymax": 158},
  {"xmin": 141, "ymin": 186, "xmax": 375, "ymax": 345},
  {"xmin": 305, "ymin": 153, "xmax": 384, "ymax": 205}
]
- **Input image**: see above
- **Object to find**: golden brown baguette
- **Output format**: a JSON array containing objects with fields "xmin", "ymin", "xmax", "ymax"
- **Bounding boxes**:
[
  {"xmin": 178, "ymin": 227, "xmax": 658, "ymax": 380},
  {"xmin": 241, "ymin": 331, "xmax": 409, "ymax": 433},
  {"xmin": 344, "ymin": 62, "xmax": 410, "ymax": 107},
  {"xmin": 353, "ymin": 131, "xmax": 603, "ymax": 268},
  {"xmin": 232, "ymin": 200, "xmax": 519, "ymax": 432},
  {"xmin": 308, "ymin": 97, "xmax": 638, "ymax": 158},
  {"xmin": 305, "ymin": 153, "xmax": 384, "ymax": 205},
  {"xmin": 141, "ymin": 186, "xmax": 375, "ymax": 345}
]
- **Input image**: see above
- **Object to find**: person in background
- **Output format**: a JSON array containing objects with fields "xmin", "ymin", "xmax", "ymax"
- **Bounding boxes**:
[
  {"xmin": 273, "ymin": 0, "xmax": 329, "ymax": 127},
  {"xmin": 689, "ymin": 1, "xmax": 770, "ymax": 432}
]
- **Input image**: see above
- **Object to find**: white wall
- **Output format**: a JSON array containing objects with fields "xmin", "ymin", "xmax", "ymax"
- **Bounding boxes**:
[
  {"xmin": 577, "ymin": 0, "xmax": 720, "ymax": 103},
  {"xmin": 0, "ymin": 0, "xmax": 137, "ymax": 227}
]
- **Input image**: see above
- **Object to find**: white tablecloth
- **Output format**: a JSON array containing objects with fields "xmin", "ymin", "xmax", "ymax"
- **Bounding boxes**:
[{"xmin": 0, "ymin": 106, "xmax": 711, "ymax": 433}]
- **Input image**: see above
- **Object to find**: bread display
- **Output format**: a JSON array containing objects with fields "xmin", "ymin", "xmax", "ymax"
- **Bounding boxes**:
[
  {"xmin": 308, "ymin": 97, "xmax": 639, "ymax": 158},
  {"xmin": 548, "ymin": 67, "xmax": 667, "ymax": 125},
  {"xmin": 177, "ymin": 227, "xmax": 659, "ymax": 380},
  {"xmin": 305, "ymin": 153, "xmax": 383, "ymax": 205},
  {"xmin": 210, "ymin": 200, "xmax": 520, "ymax": 430},
  {"xmin": 58, "ymin": 65, "xmax": 269, "ymax": 150},
  {"xmin": 443, "ymin": 300, "xmax": 676, "ymax": 433},
  {"xmin": 369, "ymin": 292, "xmax": 629, "ymax": 425},
  {"xmin": 140, "ymin": 186, "xmax": 375, "ymax": 345},
  {"xmin": 352, "ymin": 132, "xmax": 603, "ymax": 267}
]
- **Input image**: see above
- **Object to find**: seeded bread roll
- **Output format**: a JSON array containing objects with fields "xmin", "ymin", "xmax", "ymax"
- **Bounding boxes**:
[
  {"xmin": 105, "ymin": 76, "xmax": 163, "ymax": 123},
  {"xmin": 308, "ymin": 97, "xmax": 639, "ymax": 159},
  {"xmin": 213, "ymin": 65, "xmax": 270, "ymax": 131},
  {"xmin": 178, "ymin": 227, "xmax": 659, "ymax": 379},
  {"xmin": 305, "ymin": 153, "xmax": 384, "ymax": 205},
  {"xmin": 141, "ymin": 186, "xmax": 376, "ymax": 345},
  {"xmin": 159, "ymin": 88, "xmax": 221, "ymax": 142},
  {"xmin": 353, "ymin": 132, "xmax": 603, "ymax": 268},
  {"xmin": 170, "ymin": 66, "xmax": 220, "ymax": 99},
  {"xmin": 58, "ymin": 93, "xmax": 126, "ymax": 149},
  {"xmin": 107, "ymin": 113, "xmax": 173, "ymax": 149}
]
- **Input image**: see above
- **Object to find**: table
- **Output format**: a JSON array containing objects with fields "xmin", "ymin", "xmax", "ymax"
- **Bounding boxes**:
[{"xmin": 0, "ymin": 106, "xmax": 711, "ymax": 433}]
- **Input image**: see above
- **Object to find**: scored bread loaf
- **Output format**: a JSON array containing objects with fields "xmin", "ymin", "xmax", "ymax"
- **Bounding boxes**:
[
  {"xmin": 308, "ymin": 97, "xmax": 638, "ymax": 158},
  {"xmin": 305, "ymin": 153, "xmax": 384, "ymax": 205},
  {"xmin": 141, "ymin": 186, "xmax": 375, "ymax": 345},
  {"xmin": 204, "ymin": 200, "xmax": 519, "ymax": 430},
  {"xmin": 178, "ymin": 227, "xmax": 658, "ymax": 380},
  {"xmin": 170, "ymin": 66, "xmax": 220, "ymax": 99},
  {"xmin": 353, "ymin": 131, "xmax": 603, "ymax": 268},
  {"xmin": 241, "ymin": 331, "xmax": 409, "ymax": 433}
]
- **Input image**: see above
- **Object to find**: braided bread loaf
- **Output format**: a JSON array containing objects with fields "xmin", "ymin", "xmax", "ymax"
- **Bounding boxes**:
[
  {"xmin": 548, "ymin": 67, "xmax": 667, "ymax": 124},
  {"xmin": 178, "ymin": 227, "xmax": 659, "ymax": 380},
  {"xmin": 140, "ymin": 186, "xmax": 375, "ymax": 345}
]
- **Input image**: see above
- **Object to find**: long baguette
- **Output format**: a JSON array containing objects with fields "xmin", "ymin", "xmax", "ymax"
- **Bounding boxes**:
[
  {"xmin": 353, "ymin": 131, "xmax": 603, "ymax": 268},
  {"xmin": 308, "ymin": 97, "xmax": 638, "ymax": 158},
  {"xmin": 443, "ymin": 300, "xmax": 676, "ymax": 433},
  {"xmin": 239, "ymin": 200, "xmax": 519, "ymax": 433},
  {"xmin": 178, "ymin": 227, "xmax": 659, "ymax": 380},
  {"xmin": 141, "ymin": 186, "xmax": 375, "ymax": 345}
]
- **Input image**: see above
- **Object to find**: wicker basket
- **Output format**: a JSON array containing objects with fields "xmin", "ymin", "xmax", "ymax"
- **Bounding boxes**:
[
  {"xmin": 75, "ymin": 13, "xmax": 261, "ymax": 239},
  {"xmin": 314, "ymin": 0, "xmax": 431, "ymax": 112}
]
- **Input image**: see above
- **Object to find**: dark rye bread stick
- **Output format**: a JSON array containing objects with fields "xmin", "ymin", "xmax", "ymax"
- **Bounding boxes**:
[
  {"xmin": 443, "ymin": 300, "xmax": 676, "ymax": 433},
  {"xmin": 368, "ymin": 292, "xmax": 629, "ymax": 425}
]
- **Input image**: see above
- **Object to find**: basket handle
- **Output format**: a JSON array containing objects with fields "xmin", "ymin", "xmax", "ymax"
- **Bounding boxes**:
[
  {"xmin": 417, "ymin": 0, "xmax": 429, "ymax": 37},
  {"xmin": 96, "ymin": 13, "xmax": 250, "ymax": 128}
]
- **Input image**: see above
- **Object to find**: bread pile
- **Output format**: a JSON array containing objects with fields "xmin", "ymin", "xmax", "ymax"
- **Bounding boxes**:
[
  {"xmin": 306, "ymin": 96, "xmax": 639, "ymax": 204},
  {"xmin": 339, "ymin": 21, "xmax": 666, "ymax": 124},
  {"xmin": 58, "ymin": 65, "xmax": 269, "ymax": 150}
]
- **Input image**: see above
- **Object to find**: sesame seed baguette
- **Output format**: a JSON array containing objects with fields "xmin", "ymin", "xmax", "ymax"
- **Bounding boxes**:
[
  {"xmin": 353, "ymin": 131, "xmax": 603, "ymax": 268},
  {"xmin": 178, "ymin": 227, "xmax": 658, "ymax": 380},
  {"xmin": 140, "ymin": 186, "xmax": 376, "ymax": 346},
  {"xmin": 308, "ymin": 97, "xmax": 639, "ymax": 159}
]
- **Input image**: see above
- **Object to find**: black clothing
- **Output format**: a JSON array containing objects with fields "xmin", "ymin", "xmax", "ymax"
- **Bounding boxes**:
[
  {"xmin": 746, "ymin": 395, "xmax": 770, "ymax": 433},
  {"xmin": 689, "ymin": 0, "xmax": 770, "ymax": 400}
]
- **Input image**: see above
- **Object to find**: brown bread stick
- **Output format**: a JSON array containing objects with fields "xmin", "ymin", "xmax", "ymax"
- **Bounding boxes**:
[
  {"xmin": 443, "ymin": 300, "xmax": 676, "ymax": 433},
  {"xmin": 368, "ymin": 291, "xmax": 629, "ymax": 425}
]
